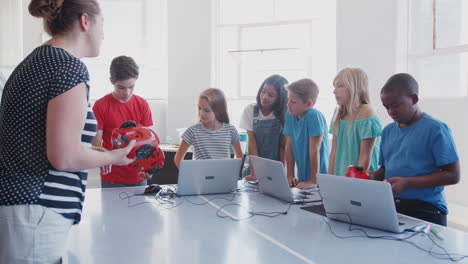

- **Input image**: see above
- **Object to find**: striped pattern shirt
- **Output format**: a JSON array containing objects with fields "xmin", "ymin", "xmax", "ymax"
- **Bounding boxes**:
[
  {"xmin": 182, "ymin": 122, "xmax": 240, "ymax": 160},
  {"xmin": 0, "ymin": 45, "xmax": 96, "ymax": 224},
  {"xmin": 38, "ymin": 105, "xmax": 96, "ymax": 222}
]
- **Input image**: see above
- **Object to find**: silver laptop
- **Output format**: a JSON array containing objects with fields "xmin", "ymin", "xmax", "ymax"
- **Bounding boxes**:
[
  {"xmin": 317, "ymin": 174, "xmax": 422, "ymax": 233},
  {"xmin": 250, "ymin": 156, "xmax": 321, "ymax": 204},
  {"xmin": 176, "ymin": 159, "xmax": 242, "ymax": 196}
]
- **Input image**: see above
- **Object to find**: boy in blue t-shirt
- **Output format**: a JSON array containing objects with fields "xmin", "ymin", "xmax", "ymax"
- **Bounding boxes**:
[
  {"xmin": 372, "ymin": 73, "xmax": 460, "ymax": 226},
  {"xmin": 283, "ymin": 79, "xmax": 329, "ymax": 189}
]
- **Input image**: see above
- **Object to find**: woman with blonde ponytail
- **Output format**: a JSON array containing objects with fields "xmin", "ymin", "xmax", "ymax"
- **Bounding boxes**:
[
  {"xmin": 328, "ymin": 68, "xmax": 383, "ymax": 176},
  {"xmin": 0, "ymin": 1, "xmax": 135, "ymax": 262}
]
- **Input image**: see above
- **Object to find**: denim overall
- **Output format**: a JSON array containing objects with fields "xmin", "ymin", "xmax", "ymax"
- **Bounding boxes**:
[{"xmin": 243, "ymin": 105, "xmax": 283, "ymax": 176}]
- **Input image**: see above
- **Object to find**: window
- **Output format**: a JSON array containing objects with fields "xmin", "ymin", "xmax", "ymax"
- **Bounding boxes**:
[
  {"xmin": 212, "ymin": 0, "xmax": 336, "ymax": 99},
  {"xmin": 408, "ymin": 0, "xmax": 468, "ymax": 98},
  {"xmin": 83, "ymin": 0, "xmax": 168, "ymax": 100}
]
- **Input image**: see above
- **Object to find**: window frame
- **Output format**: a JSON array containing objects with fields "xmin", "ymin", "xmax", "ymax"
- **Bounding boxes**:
[
  {"xmin": 407, "ymin": 0, "xmax": 468, "ymax": 98},
  {"xmin": 213, "ymin": 20, "xmax": 314, "ymax": 99},
  {"xmin": 408, "ymin": 0, "xmax": 468, "ymax": 58},
  {"xmin": 211, "ymin": 0, "xmax": 336, "ymax": 100}
]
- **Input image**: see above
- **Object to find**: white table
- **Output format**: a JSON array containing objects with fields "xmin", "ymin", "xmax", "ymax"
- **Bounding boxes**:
[{"xmin": 65, "ymin": 184, "xmax": 468, "ymax": 264}]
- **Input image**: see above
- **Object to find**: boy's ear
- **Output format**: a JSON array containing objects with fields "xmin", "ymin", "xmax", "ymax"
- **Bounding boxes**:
[
  {"xmin": 307, "ymin": 99, "xmax": 314, "ymax": 108},
  {"xmin": 410, "ymin": 93, "xmax": 419, "ymax": 105},
  {"xmin": 109, "ymin": 77, "xmax": 114, "ymax": 84}
]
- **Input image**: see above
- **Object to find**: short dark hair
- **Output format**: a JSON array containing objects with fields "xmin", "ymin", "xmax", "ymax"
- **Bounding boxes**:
[
  {"xmin": 381, "ymin": 73, "xmax": 419, "ymax": 96},
  {"xmin": 110, "ymin": 56, "xmax": 139, "ymax": 82},
  {"xmin": 29, "ymin": 0, "xmax": 101, "ymax": 36}
]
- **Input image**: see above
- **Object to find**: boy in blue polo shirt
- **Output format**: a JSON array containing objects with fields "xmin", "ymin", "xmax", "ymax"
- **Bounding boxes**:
[
  {"xmin": 283, "ymin": 78, "xmax": 329, "ymax": 189},
  {"xmin": 371, "ymin": 73, "xmax": 460, "ymax": 226}
]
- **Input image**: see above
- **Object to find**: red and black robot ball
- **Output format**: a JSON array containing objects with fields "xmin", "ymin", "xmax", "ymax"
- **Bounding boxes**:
[{"xmin": 111, "ymin": 121, "xmax": 165, "ymax": 177}]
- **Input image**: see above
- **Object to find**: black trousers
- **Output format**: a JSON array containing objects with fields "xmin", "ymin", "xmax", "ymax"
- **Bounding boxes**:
[{"xmin": 395, "ymin": 198, "xmax": 447, "ymax": 226}]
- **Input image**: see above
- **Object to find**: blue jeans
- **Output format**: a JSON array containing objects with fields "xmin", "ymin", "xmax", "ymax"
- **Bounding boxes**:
[{"xmin": 101, "ymin": 179, "xmax": 147, "ymax": 188}]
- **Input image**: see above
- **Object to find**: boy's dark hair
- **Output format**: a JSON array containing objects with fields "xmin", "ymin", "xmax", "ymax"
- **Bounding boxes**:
[
  {"xmin": 256, "ymin": 75, "xmax": 288, "ymax": 126},
  {"xmin": 110, "ymin": 56, "xmax": 139, "ymax": 82},
  {"xmin": 286, "ymin": 78, "xmax": 319, "ymax": 103},
  {"xmin": 381, "ymin": 73, "xmax": 419, "ymax": 96}
]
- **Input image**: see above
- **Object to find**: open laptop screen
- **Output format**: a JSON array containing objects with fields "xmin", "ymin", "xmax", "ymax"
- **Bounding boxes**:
[
  {"xmin": 176, "ymin": 159, "xmax": 242, "ymax": 196},
  {"xmin": 317, "ymin": 174, "xmax": 420, "ymax": 233}
]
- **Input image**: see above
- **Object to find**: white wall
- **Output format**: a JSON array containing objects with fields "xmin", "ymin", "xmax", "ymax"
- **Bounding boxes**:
[
  {"xmin": 337, "ymin": 0, "xmax": 467, "ymax": 208},
  {"xmin": 22, "ymin": 0, "xmax": 42, "ymax": 57},
  {"xmin": 337, "ymin": 0, "xmax": 403, "ymax": 125},
  {"xmin": 166, "ymin": 0, "xmax": 212, "ymax": 142}
]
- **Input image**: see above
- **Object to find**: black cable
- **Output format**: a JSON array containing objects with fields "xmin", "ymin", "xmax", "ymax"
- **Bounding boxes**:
[
  {"xmin": 119, "ymin": 192, "xmax": 160, "ymax": 208},
  {"xmin": 216, "ymin": 202, "xmax": 293, "ymax": 221},
  {"xmin": 182, "ymin": 191, "xmax": 292, "ymax": 221},
  {"xmin": 119, "ymin": 187, "xmax": 237, "ymax": 209},
  {"xmin": 153, "ymin": 186, "xmax": 186, "ymax": 209},
  {"xmin": 323, "ymin": 212, "xmax": 468, "ymax": 262},
  {"xmin": 119, "ymin": 185, "xmax": 293, "ymax": 221},
  {"xmin": 119, "ymin": 186, "xmax": 185, "ymax": 209},
  {"xmin": 184, "ymin": 193, "xmax": 238, "ymax": 205}
]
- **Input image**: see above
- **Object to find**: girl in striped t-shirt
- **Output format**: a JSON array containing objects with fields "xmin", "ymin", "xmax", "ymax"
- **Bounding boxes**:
[{"xmin": 174, "ymin": 88, "xmax": 243, "ymax": 168}]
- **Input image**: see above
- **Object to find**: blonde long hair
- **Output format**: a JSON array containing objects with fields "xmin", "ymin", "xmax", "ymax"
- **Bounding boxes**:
[{"xmin": 332, "ymin": 68, "xmax": 370, "ymax": 133}]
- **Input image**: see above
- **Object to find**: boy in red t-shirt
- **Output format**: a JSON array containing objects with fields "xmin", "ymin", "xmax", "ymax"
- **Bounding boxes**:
[{"xmin": 92, "ymin": 56, "xmax": 153, "ymax": 188}]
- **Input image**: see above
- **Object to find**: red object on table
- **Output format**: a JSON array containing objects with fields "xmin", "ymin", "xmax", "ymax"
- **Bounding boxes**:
[{"xmin": 345, "ymin": 165, "xmax": 369, "ymax": 180}]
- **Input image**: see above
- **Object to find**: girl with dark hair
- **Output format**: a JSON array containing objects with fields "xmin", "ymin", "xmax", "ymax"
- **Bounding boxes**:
[
  {"xmin": 239, "ymin": 75, "xmax": 288, "ymax": 180},
  {"xmin": 174, "ymin": 88, "xmax": 243, "ymax": 168},
  {"xmin": 0, "ymin": 0, "xmax": 135, "ymax": 262}
]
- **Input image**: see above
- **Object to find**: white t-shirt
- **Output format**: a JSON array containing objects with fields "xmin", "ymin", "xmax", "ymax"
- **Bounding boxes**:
[{"xmin": 239, "ymin": 103, "xmax": 276, "ymax": 131}]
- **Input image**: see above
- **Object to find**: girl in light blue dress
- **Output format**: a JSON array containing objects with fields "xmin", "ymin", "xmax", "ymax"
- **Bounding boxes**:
[{"xmin": 328, "ymin": 68, "xmax": 382, "ymax": 176}]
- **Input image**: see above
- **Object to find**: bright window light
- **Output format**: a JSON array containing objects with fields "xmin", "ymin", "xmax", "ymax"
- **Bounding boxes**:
[
  {"xmin": 213, "ymin": 0, "xmax": 336, "ymax": 99},
  {"xmin": 408, "ymin": 0, "xmax": 468, "ymax": 98},
  {"xmin": 83, "ymin": 0, "xmax": 168, "ymax": 100}
]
